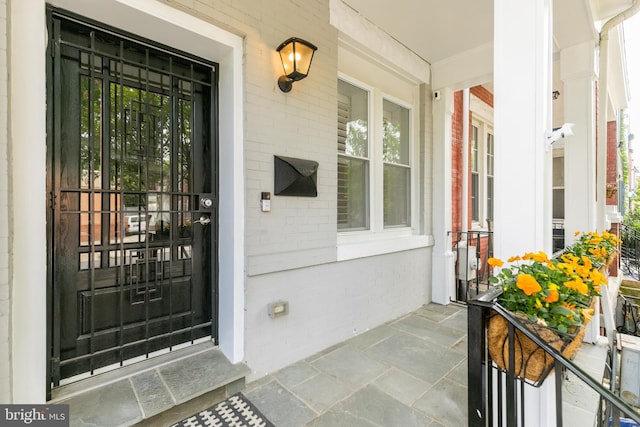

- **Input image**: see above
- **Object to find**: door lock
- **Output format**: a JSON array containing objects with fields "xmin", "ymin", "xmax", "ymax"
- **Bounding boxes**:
[
  {"xmin": 200, "ymin": 197, "xmax": 213, "ymax": 209},
  {"xmin": 194, "ymin": 215, "xmax": 211, "ymax": 226}
]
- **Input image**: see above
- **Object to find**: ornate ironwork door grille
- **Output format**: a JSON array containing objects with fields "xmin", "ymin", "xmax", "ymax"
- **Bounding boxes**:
[{"xmin": 46, "ymin": 10, "xmax": 218, "ymax": 388}]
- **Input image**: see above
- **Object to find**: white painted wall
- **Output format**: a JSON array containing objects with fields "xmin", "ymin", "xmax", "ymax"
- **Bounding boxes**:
[
  {"xmin": 0, "ymin": 0, "xmax": 10, "ymax": 404},
  {"xmin": 4, "ymin": 0, "xmax": 435, "ymax": 399},
  {"xmin": 244, "ymin": 248, "xmax": 430, "ymax": 379},
  {"xmin": 561, "ymin": 42, "xmax": 597, "ymax": 242},
  {"xmin": 10, "ymin": 0, "xmax": 48, "ymax": 403}
]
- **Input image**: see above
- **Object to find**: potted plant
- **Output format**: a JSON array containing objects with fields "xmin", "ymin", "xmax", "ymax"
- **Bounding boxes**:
[{"xmin": 486, "ymin": 231, "xmax": 619, "ymax": 382}]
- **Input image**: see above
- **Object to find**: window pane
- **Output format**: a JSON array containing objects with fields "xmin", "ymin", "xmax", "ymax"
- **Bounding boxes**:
[
  {"xmin": 338, "ymin": 79, "xmax": 370, "ymax": 230},
  {"xmin": 471, "ymin": 173, "xmax": 479, "ymax": 222},
  {"xmin": 486, "ymin": 132, "xmax": 494, "ymax": 221},
  {"xmin": 384, "ymin": 164, "xmax": 410, "ymax": 227},
  {"xmin": 487, "ymin": 176, "xmax": 493, "ymax": 221},
  {"xmin": 337, "ymin": 156, "xmax": 369, "ymax": 230},
  {"xmin": 383, "ymin": 100, "xmax": 409, "ymax": 165},
  {"xmin": 338, "ymin": 80, "xmax": 368, "ymax": 157},
  {"xmin": 553, "ymin": 156, "xmax": 564, "ymax": 187},
  {"xmin": 471, "ymin": 126, "xmax": 478, "ymax": 173},
  {"xmin": 553, "ymin": 189, "xmax": 565, "ymax": 219}
]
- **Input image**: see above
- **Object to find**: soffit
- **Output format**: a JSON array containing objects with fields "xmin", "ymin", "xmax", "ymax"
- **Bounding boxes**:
[{"xmin": 340, "ymin": 0, "xmax": 629, "ymax": 64}]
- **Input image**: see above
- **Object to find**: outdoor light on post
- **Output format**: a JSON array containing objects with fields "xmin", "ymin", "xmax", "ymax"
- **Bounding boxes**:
[{"xmin": 276, "ymin": 37, "xmax": 317, "ymax": 93}]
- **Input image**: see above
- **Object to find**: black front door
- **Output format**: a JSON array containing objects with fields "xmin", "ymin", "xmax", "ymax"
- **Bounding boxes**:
[{"xmin": 47, "ymin": 11, "xmax": 218, "ymax": 384}]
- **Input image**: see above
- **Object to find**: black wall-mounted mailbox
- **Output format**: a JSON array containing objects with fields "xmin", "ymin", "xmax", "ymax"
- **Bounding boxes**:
[{"xmin": 274, "ymin": 155, "xmax": 318, "ymax": 197}]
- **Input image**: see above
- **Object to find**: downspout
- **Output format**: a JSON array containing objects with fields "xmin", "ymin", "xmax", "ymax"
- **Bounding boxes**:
[
  {"xmin": 462, "ymin": 88, "xmax": 470, "ymax": 234},
  {"xmin": 597, "ymin": 0, "xmax": 640, "ymax": 230}
]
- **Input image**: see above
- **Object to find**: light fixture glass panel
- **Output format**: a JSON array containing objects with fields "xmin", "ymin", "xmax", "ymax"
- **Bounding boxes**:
[{"xmin": 279, "ymin": 42, "xmax": 295, "ymax": 77}]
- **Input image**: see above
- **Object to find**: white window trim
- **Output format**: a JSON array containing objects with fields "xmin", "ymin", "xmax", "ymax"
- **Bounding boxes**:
[
  {"xmin": 337, "ymin": 69, "xmax": 426, "ymax": 260},
  {"xmin": 469, "ymin": 94, "xmax": 494, "ymax": 232},
  {"xmin": 470, "ymin": 119, "xmax": 494, "ymax": 231}
]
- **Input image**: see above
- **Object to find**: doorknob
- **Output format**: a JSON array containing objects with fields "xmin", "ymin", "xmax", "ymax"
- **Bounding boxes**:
[{"xmin": 194, "ymin": 215, "xmax": 211, "ymax": 226}]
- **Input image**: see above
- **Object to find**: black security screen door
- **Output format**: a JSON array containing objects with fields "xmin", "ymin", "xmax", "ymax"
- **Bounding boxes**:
[{"xmin": 47, "ymin": 11, "xmax": 218, "ymax": 385}]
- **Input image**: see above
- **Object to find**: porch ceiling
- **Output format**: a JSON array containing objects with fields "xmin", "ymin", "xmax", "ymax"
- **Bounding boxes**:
[{"xmin": 340, "ymin": 0, "xmax": 628, "ymax": 64}]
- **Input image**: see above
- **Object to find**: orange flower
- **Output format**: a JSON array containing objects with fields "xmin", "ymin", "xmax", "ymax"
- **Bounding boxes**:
[
  {"xmin": 487, "ymin": 257, "xmax": 504, "ymax": 268},
  {"xmin": 545, "ymin": 289, "xmax": 559, "ymax": 303},
  {"xmin": 565, "ymin": 278, "xmax": 589, "ymax": 295},
  {"xmin": 516, "ymin": 273, "xmax": 542, "ymax": 296},
  {"xmin": 522, "ymin": 251, "xmax": 549, "ymax": 263},
  {"xmin": 507, "ymin": 255, "xmax": 521, "ymax": 263}
]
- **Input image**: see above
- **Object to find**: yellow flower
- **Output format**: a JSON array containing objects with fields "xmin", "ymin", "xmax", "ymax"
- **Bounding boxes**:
[
  {"xmin": 507, "ymin": 255, "xmax": 521, "ymax": 262},
  {"xmin": 516, "ymin": 273, "xmax": 542, "ymax": 296},
  {"xmin": 487, "ymin": 257, "xmax": 504, "ymax": 268},
  {"xmin": 582, "ymin": 308, "xmax": 595, "ymax": 322},
  {"xmin": 564, "ymin": 278, "xmax": 586, "ymax": 294},
  {"xmin": 589, "ymin": 269, "xmax": 606, "ymax": 286}
]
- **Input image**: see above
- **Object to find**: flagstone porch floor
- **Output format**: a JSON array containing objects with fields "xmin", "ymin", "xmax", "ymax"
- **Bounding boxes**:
[
  {"xmin": 242, "ymin": 303, "xmax": 469, "ymax": 427},
  {"xmin": 242, "ymin": 302, "xmax": 609, "ymax": 427},
  {"xmin": 58, "ymin": 302, "xmax": 609, "ymax": 426}
]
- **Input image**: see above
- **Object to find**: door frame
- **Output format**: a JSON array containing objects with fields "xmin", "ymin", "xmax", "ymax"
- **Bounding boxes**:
[
  {"xmin": 47, "ymin": 9, "xmax": 220, "ymax": 385},
  {"xmin": 9, "ymin": 0, "xmax": 244, "ymax": 402}
]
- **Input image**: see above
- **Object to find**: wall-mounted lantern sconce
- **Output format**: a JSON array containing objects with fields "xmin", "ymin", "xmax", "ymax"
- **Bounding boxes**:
[{"xmin": 276, "ymin": 37, "xmax": 318, "ymax": 93}]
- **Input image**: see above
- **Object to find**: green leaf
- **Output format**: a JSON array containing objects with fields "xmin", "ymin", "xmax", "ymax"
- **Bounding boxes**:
[{"xmin": 551, "ymin": 305, "xmax": 573, "ymax": 316}]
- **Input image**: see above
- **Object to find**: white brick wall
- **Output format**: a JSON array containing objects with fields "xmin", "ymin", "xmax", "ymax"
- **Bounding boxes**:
[
  {"xmin": 0, "ymin": 0, "xmax": 10, "ymax": 403},
  {"xmin": 163, "ymin": 0, "xmax": 433, "ymax": 377},
  {"xmin": 1, "ymin": 0, "xmax": 431, "ymax": 391},
  {"xmin": 164, "ymin": 0, "xmax": 339, "ymax": 271}
]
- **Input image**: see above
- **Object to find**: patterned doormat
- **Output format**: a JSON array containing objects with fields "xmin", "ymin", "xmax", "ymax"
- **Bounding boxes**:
[{"xmin": 171, "ymin": 392, "xmax": 275, "ymax": 427}]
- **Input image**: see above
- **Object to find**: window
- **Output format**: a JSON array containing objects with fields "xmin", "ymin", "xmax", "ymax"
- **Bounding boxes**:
[
  {"xmin": 337, "ymin": 76, "xmax": 416, "ymax": 236},
  {"xmin": 383, "ymin": 99, "xmax": 410, "ymax": 227},
  {"xmin": 471, "ymin": 125, "xmax": 479, "ymax": 222},
  {"xmin": 486, "ymin": 132, "xmax": 494, "ymax": 222},
  {"xmin": 470, "ymin": 118, "xmax": 493, "ymax": 229},
  {"xmin": 337, "ymin": 80, "xmax": 369, "ymax": 230}
]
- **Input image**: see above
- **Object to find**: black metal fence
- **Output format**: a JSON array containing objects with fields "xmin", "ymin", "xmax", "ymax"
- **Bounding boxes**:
[
  {"xmin": 621, "ymin": 223, "xmax": 640, "ymax": 280},
  {"xmin": 468, "ymin": 287, "xmax": 640, "ymax": 427}
]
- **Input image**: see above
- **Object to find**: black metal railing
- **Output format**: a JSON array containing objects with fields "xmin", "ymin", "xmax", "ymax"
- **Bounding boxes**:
[
  {"xmin": 449, "ymin": 230, "xmax": 494, "ymax": 303},
  {"xmin": 468, "ymin": 287, "xmax": 640, "ymax": 427},
  {"xmin": 621, "ymin": 223, "xmax": 640, "ymax": 279}
]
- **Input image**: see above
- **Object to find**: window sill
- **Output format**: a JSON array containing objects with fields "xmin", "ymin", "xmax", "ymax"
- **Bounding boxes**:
[{"xmin": 337, "ymin": 230, "xmax": 433, "ymax": 261}]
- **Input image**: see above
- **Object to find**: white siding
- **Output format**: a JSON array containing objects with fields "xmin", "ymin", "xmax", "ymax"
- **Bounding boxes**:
[{"xmin": 0, "ymin": 0, "xmax": 10, "ymax": 403}]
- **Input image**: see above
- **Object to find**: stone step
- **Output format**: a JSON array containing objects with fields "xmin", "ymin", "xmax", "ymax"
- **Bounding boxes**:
[{"xmin": 50, "ymin": 341, "xmax": 250, "ymax": 426}]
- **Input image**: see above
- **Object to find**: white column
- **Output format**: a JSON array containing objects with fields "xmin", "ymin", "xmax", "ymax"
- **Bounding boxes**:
[
  {"xmin": 561, "ymin": 42, "xmax": 597, "ymax": 244},
  {"xmin": 493, "ymin": 1, "xmax": 554, "ymax": 425},
  {"xmin": 493, "ymin": 0, "xmax": 553, "ymax": 258},
  {"xmin": 431, "ymin": 88, "xmax": 455, "ymax": 305},
  {"xmin": 560, "ymin": 42, "xmax": 600, "ymax": 343},
  {"xmin": 10, "ymin": 0, "xmax": 48, "ymax": 402}
]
